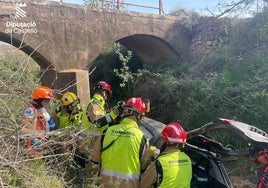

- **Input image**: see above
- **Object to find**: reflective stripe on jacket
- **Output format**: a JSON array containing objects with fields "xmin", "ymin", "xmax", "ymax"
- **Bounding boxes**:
[
  {"xmin": 101, "ymin": 118, "xmax": 145, "ymax": 180},
  {"xmin": 154, "ymin": 151, "xmax": 192, "ymax": 188}
]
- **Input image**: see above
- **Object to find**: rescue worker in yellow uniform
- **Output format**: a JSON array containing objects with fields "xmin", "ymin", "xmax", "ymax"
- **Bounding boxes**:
[
  {"xmin": 140, "ymin": 122, "xmax": 192, "ymax": 188},
  {"xmin": 20, "ymin": 86, "xmax": 56, "ymax": 158},
  {"xmin": 82, "ymin": 81, "xmax": 114, "ymax": 135},
  {"xmin": 91, "ymin": 97, "xmax": 151, "ymax": 188},
  {"xmin": 52, "ymin": 91, "xmax": 83, "ymax": 129},
  {"xmin": 82, "ymin": 81, "xmax": 124, "ymax": 174},
  {"xmin": 51, "ymin": 91, "xmax": 86, "ymax": 166}
]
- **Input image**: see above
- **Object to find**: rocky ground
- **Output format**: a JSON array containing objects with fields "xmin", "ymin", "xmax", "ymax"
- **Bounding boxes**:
[{"xmin": 231, "ymin": 176, "xmax": 256, "ymax": 188}]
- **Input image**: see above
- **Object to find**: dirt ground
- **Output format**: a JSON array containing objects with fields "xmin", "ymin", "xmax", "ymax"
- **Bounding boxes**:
[{"xmin": 231, "ymin": 176, "xmax": 257, "ymax": 188}]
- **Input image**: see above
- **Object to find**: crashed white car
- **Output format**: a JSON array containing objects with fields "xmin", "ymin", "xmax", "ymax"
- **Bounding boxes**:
[{"xmin": 139, "ymin": 117, "xmax": 268, "ymax": 188}]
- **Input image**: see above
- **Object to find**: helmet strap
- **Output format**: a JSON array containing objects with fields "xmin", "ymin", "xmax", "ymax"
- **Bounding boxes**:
[
  {"xmin": 122, "ymin": 110, "xmax": 142, "ymax": 122},
  {"xmin": 122, "ymin": 109, "xmax": 133, "ymax": 117},
  {"xmin": 98, "ymin": 89, "xmax": 109, "ymax": 100},
  {"xmin": 136, "ymin": 113, "xmax": 143, "ymax": 120},
  {"xmin": 131, "ymin": 110, "xmax": 143, "ymax": 120},
  {"xmin": 160, "ymin": 143, "xmax": 167, "ymax": 153},
  {"xmin": 32, "ymin": 99, "xmax": 43, "ymax": 109},
  {"xmin": 66, "ymin": 107, "xmax": 73, "ymax": 114}
]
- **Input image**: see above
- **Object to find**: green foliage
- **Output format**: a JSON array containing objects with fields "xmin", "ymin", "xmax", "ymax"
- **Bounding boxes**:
[
  {"xmin": 90, "ymin": 42, "xmax": 144, "ymax": 105},
  {"xmin": 112, "ymin": 42, "xmax": 147, "ymax": 97},
  {"xmin": 228, "ymin": 9, "xmax": 268, "ymax": 57},
  {"xmin": 133, "ymin": 65, "xmax": 215, "ymax": 129},
  {"xmin": 113, "ymin": 43, "xmax": 133, "ymax": 88},
  {"xmin": 212, "ymin": 56, "xmax": 268, "ymax": 130},
  {"xmin": 0, "ymin": 46, "xmax": 78, "ymax": 187},
  {"xmin": 22, "ymin": 160, "xmax": 65, "ymax": 188},
  {"xmin": 0, "ymin": 47, "xmax": 40, "ymax": 124}
]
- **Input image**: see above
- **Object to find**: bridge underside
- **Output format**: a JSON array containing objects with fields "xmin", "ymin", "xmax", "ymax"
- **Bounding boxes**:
[{"xmin": 118, "ymin": 34, "xmax": 181, "ymax": 65}]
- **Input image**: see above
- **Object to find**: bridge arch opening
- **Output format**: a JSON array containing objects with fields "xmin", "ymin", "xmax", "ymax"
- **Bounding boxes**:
[
  {"xmin": 117, "ymin": 34, "xmax": 181, "ymax": 65},
  {"xmin": 0, "ymin": 32, "xmax": 53, "ymax": 70},
  {"xmin": 0, "ymin": 32, "xmax": 60, "ymax": 88},
  {"xmin": 89, "ymin": 34, "xmax": 182, "ymax": 82},
  {"xmin": 88, "ymin": 34, "xmax": 182, "ymax": 105}
]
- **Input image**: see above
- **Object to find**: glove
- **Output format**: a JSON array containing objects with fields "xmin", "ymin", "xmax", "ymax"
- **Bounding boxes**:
[
  {"xmin": 48, "ymin": 118, "xmax": 55, "ymax": 129},
  {"xmin": 94, "ymin": 101, "xmax": 125, "ymax": 128},
  {"xmin": 150, "ymin": 146, "xmax": 160, "ymax": 159},
  {"xmin": 109, "ymin": 101, "xmax": 125, "ymax": 120},
  {"xmin": 32, "ymin": 138, "xmax": 42, "ymax": 147},
  {"xmin": 46, "ymin": 118, "xmax": 55, "ymax": 133}
]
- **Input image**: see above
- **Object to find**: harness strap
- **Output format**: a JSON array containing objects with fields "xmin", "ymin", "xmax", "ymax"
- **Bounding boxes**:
[{"xmin": 153, "ymin": 159, "xmax": 163, "ymax": 188}]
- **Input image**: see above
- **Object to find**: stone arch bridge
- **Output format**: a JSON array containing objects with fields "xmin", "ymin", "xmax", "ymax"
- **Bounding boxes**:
[{"xmin": 0, "ymin": 0, "xmax": 193, "ymax": 105}]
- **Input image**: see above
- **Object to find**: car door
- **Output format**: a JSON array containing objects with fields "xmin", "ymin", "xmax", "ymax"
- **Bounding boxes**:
[{"xmin": 187, "ymin": 118, "xmax": 268, "ymax": 156}]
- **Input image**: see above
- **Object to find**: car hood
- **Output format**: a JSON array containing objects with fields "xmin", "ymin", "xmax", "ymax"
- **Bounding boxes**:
[
  {"xmin": 187, "ymin": 118, "xmax": 268, "ymax": 156},
  {"xmin": 140, "ymin": 117, "xmax": 268, "ymax": 156}
]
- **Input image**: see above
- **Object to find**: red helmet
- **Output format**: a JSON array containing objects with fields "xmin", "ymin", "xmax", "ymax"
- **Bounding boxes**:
[
  {"xmin": 161, "ymin": 122, "xmax": 187, "ymax": 144},
  {"xmin": 95, "ymin": 81, "xmax": 111, "ymax": 92},
  {"xmin": 32, "ymin": 86, "xmax": 55, "ymax": 100},
  {"xmin": 124, "ymin": 97, "xmax": 146, "ymax": 116},
  {"xmin": 95, "ymin": 81, "xmax": 112, "ymax": 97}
]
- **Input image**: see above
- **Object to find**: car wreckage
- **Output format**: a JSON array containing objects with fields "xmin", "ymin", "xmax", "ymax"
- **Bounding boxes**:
[{"xmin": 139, "ymin": 117, "xmax": 268, "ymax": 188}]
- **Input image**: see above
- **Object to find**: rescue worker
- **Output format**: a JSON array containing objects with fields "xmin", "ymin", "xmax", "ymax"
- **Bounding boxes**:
[
  {"xmin": 20, "ymin": 86, "xmax": 56, "ymax": 158},
  {"xmin": 52, "ymin": 91, "xmax": 83, "ymax": 129},
  {"xmin": 91, "ymin": 97, "xmax": 151, "ymax": 188},
  {"xmin": 51, "ymin": 91, "xmax": 86, "ymax": 166},
  {"xmin": 140, "ymin": 122, "xmax": 192, "ymax": 188},
  {"xmin": 81, "ymin": 81, "xmax": 123, "ymax": 172},
  {"xmin": 82, "ymin": 81, "xmax": 116, "ymax": 135}
]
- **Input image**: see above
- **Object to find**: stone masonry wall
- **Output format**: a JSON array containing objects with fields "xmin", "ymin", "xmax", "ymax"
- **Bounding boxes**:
[{"xmin": 189, "ymin": 17, "xmax": 232, "ymax": 59}]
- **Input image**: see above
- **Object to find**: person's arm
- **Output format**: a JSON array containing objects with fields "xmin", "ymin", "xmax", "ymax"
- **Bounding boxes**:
[
  {"xmin": 87, "ymin": 102, "xmax": 104, "ymax": 123},
  {"xmin": 141, "ymin": 139, "xmax": 151, "ymax": 171},
  {"xmin": 93, "ymin": 102, "xmax": 124, "ymax": 128},
  {"xmin": 140, "ymin": 162, "xmax": 158, "ymax": 188}
]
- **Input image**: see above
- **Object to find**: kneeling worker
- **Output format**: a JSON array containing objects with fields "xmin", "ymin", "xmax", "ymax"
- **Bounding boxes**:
[{"xmin": 140, "ymin": 122, "xmax": 192, "ymax": 188}]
